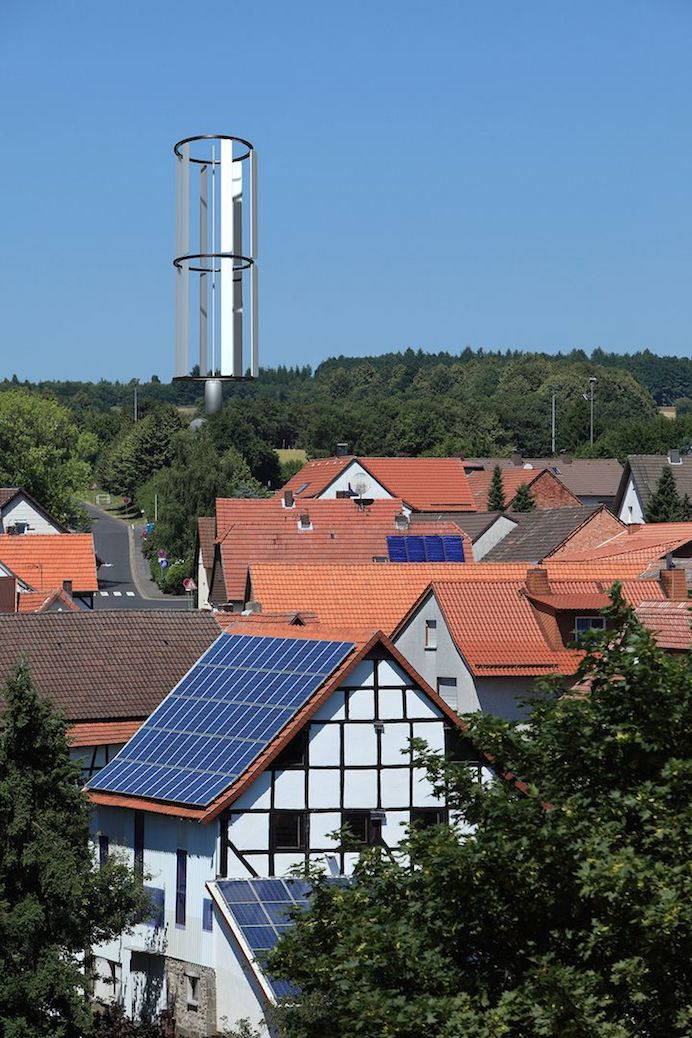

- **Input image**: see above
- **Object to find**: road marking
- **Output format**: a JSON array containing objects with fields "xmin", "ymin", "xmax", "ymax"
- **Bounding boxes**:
[
  {"xmin": 126, "ymin": 591, "xmax": 135, "ymax": 597},
  {"xmin": 113, "ymin": 591, "xmax": 122, "ymax": 597},
  {"xmin": 99, "ymin": 591, "xmax": 109, "ymax": 597}
]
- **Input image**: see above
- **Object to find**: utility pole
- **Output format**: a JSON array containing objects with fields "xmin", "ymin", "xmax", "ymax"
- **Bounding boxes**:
[
  {"xmin": 551, "ymin": 392, "xmax": 556, "ymax": 455},
  {"xmin": 589, "ymin": 377, "xmax": 597, "ymax": 446}
]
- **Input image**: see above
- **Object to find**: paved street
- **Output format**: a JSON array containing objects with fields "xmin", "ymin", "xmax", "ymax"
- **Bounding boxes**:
[{"xmin": 85, "ymin": 504, "xmax": 191, "ymax": 611}]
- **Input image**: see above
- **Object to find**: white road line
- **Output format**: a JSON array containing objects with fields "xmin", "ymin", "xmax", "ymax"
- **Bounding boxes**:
[
  {"xmin": 126, "ymin": 591, "xmax": 135, "ymax": 597},
  {"xmin": 113, "ymin": 591, "xmax": 122, "ymax": 597},
  {"xmin": 99, "ymin": 591, "xmax": 109, "ymax": 597}
]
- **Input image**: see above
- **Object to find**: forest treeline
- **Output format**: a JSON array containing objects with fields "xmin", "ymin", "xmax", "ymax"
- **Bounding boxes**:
[{"xmin": 1, "ymin": 346, "xmax": 690, "ymax": 590}]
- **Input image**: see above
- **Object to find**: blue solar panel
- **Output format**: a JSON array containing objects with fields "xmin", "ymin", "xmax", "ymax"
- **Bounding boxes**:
[
  {"xmin": 87, "ymin": 634, "xmax": 354, "ymax": 808},
  {"xmin": 387, "ymin": 534, "xmax": 465, "ymax": 563}
]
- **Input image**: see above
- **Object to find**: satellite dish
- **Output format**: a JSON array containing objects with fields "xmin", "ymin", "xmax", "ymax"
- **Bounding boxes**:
[{"xmin": 352, "ymin": 476, "xmax": 370, "ymax": 499}]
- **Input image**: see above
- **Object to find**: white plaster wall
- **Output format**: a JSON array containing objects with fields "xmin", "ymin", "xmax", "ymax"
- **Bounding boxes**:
[
  {"xmin": 1, "ymin": 495, "xmax": 62, "ymax": 533},
  {"xmin": 315, "ymin": 460, "xmax": 393, "ymax": 500},
  {"xmin": 618, "ymin": 476, "xmax": 644, "ymax": 523},
  {"xmin": 197, "ymin": 550, "xmax": 211, "ymax": 610},
  {"xmin": 472, "ymin": 515, "xmax": 517, "ymax": 560}
]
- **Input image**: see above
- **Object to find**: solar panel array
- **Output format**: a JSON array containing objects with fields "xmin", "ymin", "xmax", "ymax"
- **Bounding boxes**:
[
  {"xmin": 87, "ymin": 634, "xmax": 354, "ymax": 808},
  {"xmin": 387, "ymin": 534, "xmax": 464, "ymax": 563}
]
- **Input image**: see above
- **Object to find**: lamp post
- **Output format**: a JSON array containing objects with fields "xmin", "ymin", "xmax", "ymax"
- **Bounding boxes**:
[{"xmin": 583, "ymin": 377, "xmax": 597, "ymax": 446}]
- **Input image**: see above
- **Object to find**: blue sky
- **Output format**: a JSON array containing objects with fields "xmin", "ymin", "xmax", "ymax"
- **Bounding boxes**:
[{"xmin": 1, "ymin": 0, "xmax": 691, "ymax": 381}]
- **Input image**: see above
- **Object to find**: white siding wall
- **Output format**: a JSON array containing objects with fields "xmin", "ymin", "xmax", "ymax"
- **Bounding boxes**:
[
  {"xmin": 618, "ymin": 476, "xmax": 644, "ymax": 524},
  {"xmin": 197, "ymin": 549, "xmax": 211, "ymax": 610},
  {"xmin": 1, "ymin": 495, "xmax": 61, "ymax": 533},
  {"xmin": 315, "ymin": 461, "xmax": 392, "ymax": 500},
  {"xmin": 472, "ymin": 515, "xmax": 517, "ymax": 560}
]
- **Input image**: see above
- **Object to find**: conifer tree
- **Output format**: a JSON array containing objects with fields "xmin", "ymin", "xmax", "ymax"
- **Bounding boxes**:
[
  {"xmin": 487, "ymin": 465, "xmax": 506, "ymax": 512},
  {"xmin": 682, "ymin": 493, "xmax": 692, "ymax": 521},
  {"xmin": 644, "ymin": 467, "xmax": 684, "ymax": 523},
  {"xmin": 511, "ymin": 482, "xmax": 535, "ymax": 512},
  {"xmin": 0, "ymin": 662, "xmax": 149, "ymax": 1038}
]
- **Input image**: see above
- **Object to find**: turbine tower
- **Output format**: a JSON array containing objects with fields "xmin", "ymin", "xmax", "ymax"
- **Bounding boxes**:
[{"xmin": 173, "ymin": 134, "xmax": 258, "ymax": 413}]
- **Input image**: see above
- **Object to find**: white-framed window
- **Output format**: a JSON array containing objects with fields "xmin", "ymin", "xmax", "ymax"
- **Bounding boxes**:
[
  {"xmin": 575, "ymin": 616, "xmax": 606, "ymax": 636},
  {"xmin": 424, "ymin": 619, "xmax": 437, "ymax": 650},
  {"xmin": 437, "ymin": 677, "xmax": 458, "ymax": 709}
]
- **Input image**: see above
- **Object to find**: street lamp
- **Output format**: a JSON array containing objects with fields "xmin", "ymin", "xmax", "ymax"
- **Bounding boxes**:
[{"xmin": 582, "ymin": 377, "xmax": 597, "ymax": 446}]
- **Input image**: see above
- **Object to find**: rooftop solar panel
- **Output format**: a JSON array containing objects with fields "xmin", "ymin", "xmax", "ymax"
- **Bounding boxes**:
[
  {"xmin": 215, "ymin": 877, "xmax": 344, "ymax": 1000},
  {"xmin": 386, "ymin": 534, "xmax": 465, "ymax": 563},
  {"xmin": 87, "ymin": 634, "xmax": 354, "ymax": 808}
]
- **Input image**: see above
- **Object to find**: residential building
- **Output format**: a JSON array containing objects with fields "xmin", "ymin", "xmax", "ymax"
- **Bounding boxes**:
[
  {"xmin": 463, "ymin": 456, "xmax": 623, "ymax": 508},
  {"xmin": 86, "ymin": 628, "xmax": 487, "ymax": 1035},
  {"xmin": 634, "ymin": 600, "xmax": 691, "ymax": 653},
  {"xmin": 276, "ymin": 456, "xmax": 476, "ymax": 514},
  {"xmin": 0, "ymin": 486, "xmax": 67, "ymax": 534},
  {"xmin": 195, "ymin": 516, "xmax": 215, "ymax": 610},
  {"xmin": 0, "ymin": 611, "xmax": 220, "ymax": 777},
  {"xmin": 613, "ymin": 453, "xmax": 692, "ymax": 523},
  {"xmin": 203, "ymin": 497, "xmax": 468, "ymax": 611},
  {"xmin": 480, "ymin": 506, "xmax": 624, "ymax": 563},
  {"xmin": 0, "ymin": 532, "xmax": 99, "ymax": 609},
  {"xmin": 466, "ymin": 466, "xmax": 581, "ymax": 511},
  {"xmin": 0, "ymin": 574, "xmax": 80, "ymax": 613}
]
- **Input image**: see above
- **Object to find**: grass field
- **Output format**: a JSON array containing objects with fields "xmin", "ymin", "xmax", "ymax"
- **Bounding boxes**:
[{"xmin": 276, "ymin": 448, "xmax": 307, "ymax": 464}]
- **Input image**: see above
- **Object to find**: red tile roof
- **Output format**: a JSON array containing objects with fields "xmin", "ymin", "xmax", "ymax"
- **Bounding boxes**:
[
  {"xmin": 466, "ymin": 467, "xmax": 580, "ymax": 510},
  {"xmin": 215, "ymin": 498, "xmax": 469, "ymax": 601},
  {"xmin": 17, "ymin": 587, "xmax": 81, "ymax": 612},
  {"xmin": 433, "ymin": 581, "xmax": 582, "ymax": 676},
  {"xmin": 69, "ymin": 720, "xmax": 141, "ymax": 747},
  {"xmin": 551, "ymin": 522, "xmax": 692, "ymax": 565},
  {"xmin": 278, "ymin": 457, "xmax": 476, "ymax": 512},
  {"xmin": 249, "ymin": 560, "xmax": 652, "ymax": 630},
  {"xmin": 0, "ymin": 533, "xmax": 98, "ymax": 591},
  {"xmin": 635, "ymin": 600, "xmax": 692, "ymax": 651}
]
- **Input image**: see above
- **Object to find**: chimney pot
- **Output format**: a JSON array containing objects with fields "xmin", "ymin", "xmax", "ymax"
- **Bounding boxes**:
[
  {"xmin": 525, "ymin": 566, "xmax": 551, "ymax": 596},
  {"xmin": 660, "ymin": 566, "xmax": 687, "ymax": 600}
]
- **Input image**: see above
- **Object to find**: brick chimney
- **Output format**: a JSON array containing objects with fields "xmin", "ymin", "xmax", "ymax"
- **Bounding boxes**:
[
  {"xmin": 660, "ymin": 566, "xmax": 687, "ymax": 600},
  {"xmin": 525, "ymin": 566, "xmax": 551, "ymax": 596},
  {"xmin": 0, "ymin": 575, "xmax": 17, "ymax": 613}
]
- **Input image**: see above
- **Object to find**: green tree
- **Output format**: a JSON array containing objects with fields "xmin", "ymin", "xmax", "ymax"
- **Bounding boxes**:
[
  {"xmin": 99, "ymin": 406, "xmax": 183, "ymax": 497},
  {"xmin": 510, "ymin": 482, "xmax": 535, "ymax": 512},
  {"xmin": 645, "ymin": 467, "xmax": 686, "ymax": 523},
  {"xmin": 269, "ymin": 590, "xmax": 692, "ymax": 1038},
  {"xmin": 487, "ymin": 465, "xmax": 506, "ymax": 511},
  {"xmin": 0, "ymin": 389, "xmax": 90, "ymax": 523},
  {"xmin": 0, "ymin": 662, "xmax": 148, "ymax": 1038}
]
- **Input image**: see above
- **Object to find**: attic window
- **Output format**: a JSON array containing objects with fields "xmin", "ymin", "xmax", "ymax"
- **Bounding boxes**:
[
  {"xmin": 425, "ymin": 619, "xmax": 437, "ymax": 650},
  {"xmin": 575, "ymin": 616, "xmax": 606, "ymax": 637}
]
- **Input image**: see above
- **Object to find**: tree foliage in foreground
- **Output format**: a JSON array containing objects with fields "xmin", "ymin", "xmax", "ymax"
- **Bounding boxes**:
[
  {"xmin": 644, "ymin": 466, "xmax": 691, "ymax": 523},
  {"xmin": 0, "ymin": 663, "xmax": 149, "ymax": 1038},
  {"xmin": 269, "ymin": 589, "xmax": 692, "ymax": 1037}
]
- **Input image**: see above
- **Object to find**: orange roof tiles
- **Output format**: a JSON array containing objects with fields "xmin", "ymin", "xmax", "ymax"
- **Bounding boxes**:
[
  {"xmin": 433, "ymin": 580, "xmax": 582, "ymax": 676},
  {"xmin": 215, "ymin": 498, "xmax": 470, "ymax": 600},
  {"xmin": 551, "ymin": 522, "xmax": 692, "ymax": 564},
  {"xmin": 635, "ymin": 600, "xmax": 692, "ymax": 651},
  {"xmin": 69, "ymin": 720, "xmax": 141, "ymax": 747},
  {"xmin": 0, "ymin": 533, "xmax": 98, "ymax": 591},
  {"xmin": 279, "ymin": 456, "xmax": 476, "ymax": 512},
  {"xmin": 466, "ymin": 467, "xmax": 579, "ymax": 510},
  {"xmin": 17, "ymin": 587, "xmax": 81, "ymax": 612}
]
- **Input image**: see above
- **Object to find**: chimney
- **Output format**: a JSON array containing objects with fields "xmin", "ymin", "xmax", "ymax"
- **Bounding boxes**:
[
  {"xmin": 283, "ymin": 489, "xmax": 294, "ymax": 508},
  {"xmin": 559, "ymin": 449, "xmax": 572, "ymax": 464},
  {"xmin": 511, "ymin": 452, "xmax": 522, "ymax": 467},
  {"xmin": 336, "ymin": 442, "xmax": 349, "ymax": 457},
  {"xmin": 394, "ymin": 512, "xmax": 409, "ymax": 531},
  {"xmin": 62, "ymin": 579, "xmax": 73, "ymax": 595},
  {"xmin": 0, "ymin": 575, "xmax": 17, "ymax": 613},
  {"xmin": 525, "ymin": 565, "xmax": 551, "ymax": 596},
  {"xmin": 299, "ymin": 512, "xmax": 311, "ymax": 530},
  {"xmin": 668, "ymin": 448, "xmax": 681, "ymax": 464},
  {"xmin": 660, "ymin": 562, "xmax": 687, "ymax": 600}
]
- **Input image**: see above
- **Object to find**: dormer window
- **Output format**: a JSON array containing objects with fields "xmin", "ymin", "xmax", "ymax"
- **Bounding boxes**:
[{"xmin": 575, "ymin": 616, "xmax": 606, "ymax": 637}]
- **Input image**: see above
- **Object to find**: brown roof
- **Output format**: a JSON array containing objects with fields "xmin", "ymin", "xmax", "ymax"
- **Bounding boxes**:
[
  {"xmin": 464, "ymin": 459, "xmax": 623, "ymax": 497},
  {"xmin": 483, "ymin": 506, "xmax": 616, "ymax": 562},
  {"xmin": 197, "ymin": 517, "xmax": 216, "ymax": 570},
  {"xmin": 466, "ymin": 468, "xmax": 580, "ymax": 511},
  {"xmin": 0, "ymin": 488, "xmax": 21, "ymax": 509},
  {"xmin": 619, "ymin": 455, "xmax": 692, "ymax": 511},
  {"xmin": 0, "ymin": 611, "xmax": 220, "ymax": 722}
]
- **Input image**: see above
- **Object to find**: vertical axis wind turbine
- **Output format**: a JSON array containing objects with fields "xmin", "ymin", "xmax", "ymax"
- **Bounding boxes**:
[{"xmin": 173, "ymin": 134, "xmax": 258, "ymax": 413}]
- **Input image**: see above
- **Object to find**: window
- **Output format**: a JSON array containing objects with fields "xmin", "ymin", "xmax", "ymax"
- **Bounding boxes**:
[
  {"xmin": 575, "ymin": 616, "xmax": 606, "ymax": 637},
  {"xmin": 93, "ymin": 957, "xmax": 122, "ymax": 1003},
  {"xmin": 270, "ymin": 811, "xmax": 306, "ymax": 852},
  {"xmin": 424, "ymin": 619, "xmax": 437, "ymax": 650},
  {"xmin": 98, "ymin": 834, "xmax": 109, "ymax": 870},
  {"xmin": 410, "ymin": 807, "xmax": 448, "ymax": 828},
  {"xmin": 437, "ymin": 677, "xmax": 458, "ymax": 709},
  {"xmin": 186, "ymin": 973, "xmax": 199, "ymax": 1011},
  {"xmin": 341, "ymin": 810, "xmax": 382, "ymax": 849},
  {"xmin": 202, "ymin": 897, "xmax": 213, "ymax": 932},
  {"xmin": 133, "ymin": 812, "xmax": 144, "ymax": 882},
  {"xmin": 272, "ymin": 729, "xmax": 307, "ymax": 769},
  {"xmin": 175, "ymin": 849, "xmax": 187, "ymax": 927}
]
